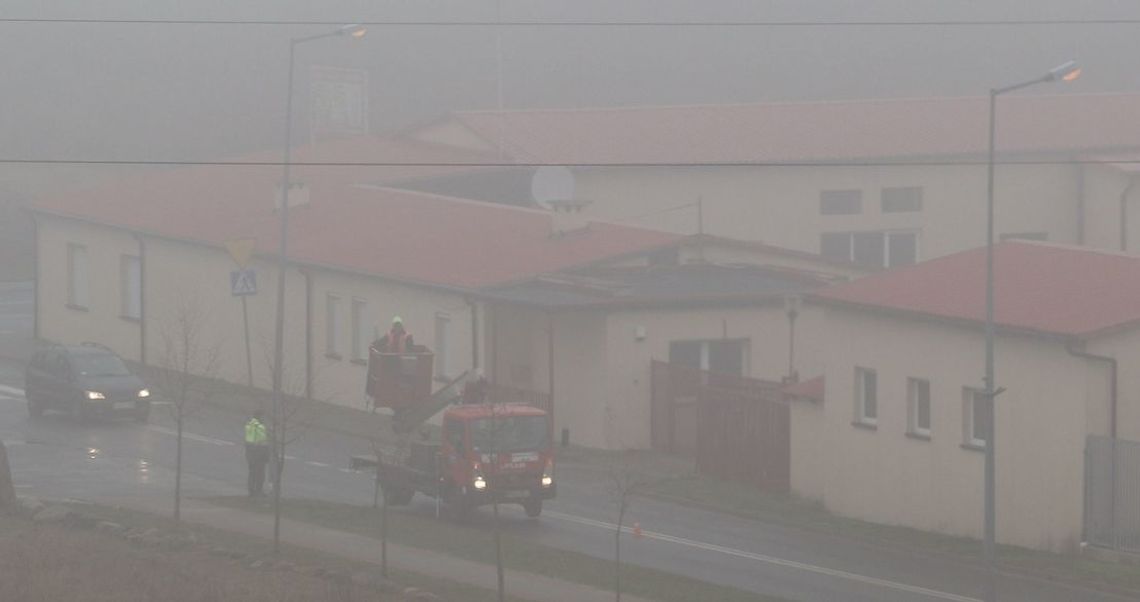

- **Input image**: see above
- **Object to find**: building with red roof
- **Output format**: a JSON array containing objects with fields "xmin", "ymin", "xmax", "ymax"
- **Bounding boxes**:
[
  {"xmin": 28, "ymin": 147, "xmax": 862, "ymax": 449},
  {"xmin": 405, "ymin": 94, "xmax": 1140, "ymax": 272},
  {"xmin": 789, "ymin": 240, "xmax": 1140, "ymax": 553}
]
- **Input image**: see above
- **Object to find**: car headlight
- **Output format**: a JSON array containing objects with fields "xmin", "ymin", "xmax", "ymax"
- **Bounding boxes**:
[
  {"xmin": 85, "ymin": 391, "xmax": 105, "ymax": 400},
  {"xmin": 137, "ymin": 389, "xmax": 150, "ymax": 398},
  {"xmin": 473, "ymin": 476, "xmax": 487, "ymax": 491},
  {"xmin": 541, "ymin": 475, "xmax": 553, "ymax": 488}
]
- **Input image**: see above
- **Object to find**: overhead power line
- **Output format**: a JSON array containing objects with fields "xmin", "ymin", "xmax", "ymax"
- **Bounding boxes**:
[
  {"xmin": 2, "ymin": 158, "xmax": 1140, "ymax": 168},
  {"xmin": 2, "ymin": 17, "xmax": 1140, "ymax": 27}
]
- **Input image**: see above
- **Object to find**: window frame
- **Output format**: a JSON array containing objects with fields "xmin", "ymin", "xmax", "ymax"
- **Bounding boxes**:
[
  {"xmin": 907, "ymin": 377, "xmax": 932, "ymax": 438},
  {"xmin": 881, "ymin": 186, "xmax": 924, "ymax": 213},
  {"xmin": 819, "ymin": 189, "xmax": 863, "ymax": 215},
  {"xmin": 351, "ymin": 297, "xmax": 369, "ymax": 362},
  {"xmin": 854, "ymin": 367, "xmax": 878, "ymax": 427},
  {"xmin": 325, "ymin": 293, "xmax": 342, "ymax": 359},
  {"xmin": 819, "ymin": 230, "xmax": 920, "ymax": 268},
  {"xmin": 67, "ymin": 243, "xmax": 89, "ymax": 310},
  {"xmin": 962, "ymin": 387, "xmax": 989, "ymax": 449}
]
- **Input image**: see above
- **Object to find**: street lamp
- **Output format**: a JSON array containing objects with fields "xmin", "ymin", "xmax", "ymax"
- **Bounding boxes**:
[
  {"xmin": 982, "ymin": 59, "xmax": 1079, "ymax": 599},
  {"xmin": 270, "ymin": 23, "xmax": 366, "ymax": 552}
]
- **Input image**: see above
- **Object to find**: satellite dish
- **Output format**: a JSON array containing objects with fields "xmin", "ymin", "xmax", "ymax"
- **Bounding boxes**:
[{"xmin": 531, "ymin": 166, "xmax": 576, "ymax": 207}]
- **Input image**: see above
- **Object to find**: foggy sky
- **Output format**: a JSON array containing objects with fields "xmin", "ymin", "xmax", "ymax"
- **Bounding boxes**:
[{"xmin": 1, "ymin": 1, "xmax": 1139, "ymax": 166}]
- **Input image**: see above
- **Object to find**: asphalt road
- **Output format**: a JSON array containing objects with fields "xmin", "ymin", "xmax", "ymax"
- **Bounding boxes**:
[{"xmin": 0, "ymin": 281, "xmax": 1131, "ymax": 602}]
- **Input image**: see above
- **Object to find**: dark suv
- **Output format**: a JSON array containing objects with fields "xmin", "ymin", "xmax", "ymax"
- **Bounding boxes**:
[{"xmin": 25, "ymin": 343, "xmax": 151, "ymax": 422}]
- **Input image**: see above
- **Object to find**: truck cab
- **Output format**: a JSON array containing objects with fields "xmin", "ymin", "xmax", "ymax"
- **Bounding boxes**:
[{"xmin": 440, "ymin": 403, "xmax": 556, "ymax": 517}]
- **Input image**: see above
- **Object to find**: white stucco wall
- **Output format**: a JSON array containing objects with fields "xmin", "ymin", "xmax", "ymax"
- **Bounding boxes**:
[
  {"xmin": 574, "ymin": 164, "xmax": 1080, "ymax": 261},
  {"xmin": 810, "ymin": 306, "xmax": 1091, "ymax": 552}
]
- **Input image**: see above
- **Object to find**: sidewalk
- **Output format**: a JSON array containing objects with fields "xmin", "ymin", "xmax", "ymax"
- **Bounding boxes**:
[{"xmin": 89, "ymin": 493, "xmax": 654, "ymax": 602}]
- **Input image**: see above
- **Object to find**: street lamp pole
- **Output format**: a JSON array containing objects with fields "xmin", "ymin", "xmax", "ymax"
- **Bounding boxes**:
[
  {"xmin": 270, "ymin": 23, "xmax": 366, "ymax": 553},
  {"xmin": 982, "ymin": 59, "xmax": 1079, "ymax": 599}
]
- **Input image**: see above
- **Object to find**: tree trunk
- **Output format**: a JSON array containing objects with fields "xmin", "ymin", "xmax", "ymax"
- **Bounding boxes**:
[
  {"xmin": 174, "ymin": 417, "xmax": 183, "ymax": 520},
  {"xmin": 0, "ymin": 440, "xmax": 16, "ymax": 508}
]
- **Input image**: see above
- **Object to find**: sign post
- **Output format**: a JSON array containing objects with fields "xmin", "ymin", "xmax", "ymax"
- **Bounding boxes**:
[{"xmin": 225, "ymin": 239, "xmax": 257, "ymax": 389}]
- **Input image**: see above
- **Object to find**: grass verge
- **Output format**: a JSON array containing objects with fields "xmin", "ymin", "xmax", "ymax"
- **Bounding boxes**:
[
  {"xmin": 62, "ymin": 501, "xmax": 531, "ymax": 602},
  {"xmin": 206, "ymin": 495, "xmax": 789, "ymax": 602},
  {"xmin": 640, "ymin": 474, "xmax": 1140, "ymax": 594}
]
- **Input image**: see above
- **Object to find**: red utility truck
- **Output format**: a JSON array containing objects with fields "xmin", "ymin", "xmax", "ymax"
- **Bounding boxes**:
[{"xmin": 356, "ymin": 347, "xmax": 556, "ymax": 519}]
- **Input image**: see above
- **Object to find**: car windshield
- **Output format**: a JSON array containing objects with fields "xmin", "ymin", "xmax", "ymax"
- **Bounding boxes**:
[
  {"xmin": 70, "ymin": 353, "xmax": 131, "ymax": 377},
  {"xmin": 469, "ymin": 416, "xmax": 549, "ymax": 454}
]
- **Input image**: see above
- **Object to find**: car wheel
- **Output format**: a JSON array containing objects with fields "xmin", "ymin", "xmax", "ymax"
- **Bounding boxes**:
[{"xmin": 523, "ymin": 499, "xmax": 543, "ymax": 518}]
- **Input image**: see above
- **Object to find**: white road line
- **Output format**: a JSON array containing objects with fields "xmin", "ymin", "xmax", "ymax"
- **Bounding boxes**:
[
  {"xmin": 0, "ymin": 384, "xmax": 25, "ymax": 397},
  {"xmin": 306, "ymin": 461, "xmax": 331, "ymax": 468},
  {"xmin": 337, "ymin": 467, "xmax": 355, "ymax": 473},
  {"xmin": 144, "ymin": 425, "xmax": 235, "ymax": 447},
  {"xmin": 544, "ymin": 510, "xmax": 981, "ymax": 602}
]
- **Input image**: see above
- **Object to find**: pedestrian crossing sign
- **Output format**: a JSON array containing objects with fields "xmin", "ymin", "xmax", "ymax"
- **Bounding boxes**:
[{"xmin": 230, "ymin": 270, "xmax": 257, "ymax": 296}]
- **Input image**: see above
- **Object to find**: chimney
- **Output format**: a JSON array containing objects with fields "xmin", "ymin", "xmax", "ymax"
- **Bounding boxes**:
[
  {"xmin": 274, "ymin": 182, "xmax": 310, "ymax": 210},
  {"xmin": 547, "ymin": 198, "xmax": 592, "ymax": 236}
]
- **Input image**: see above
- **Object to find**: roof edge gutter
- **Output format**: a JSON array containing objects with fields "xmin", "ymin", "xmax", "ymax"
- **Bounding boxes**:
[{"xmin": 1066, "ymin": 341, "xmax": 1117, "ymax": 439}]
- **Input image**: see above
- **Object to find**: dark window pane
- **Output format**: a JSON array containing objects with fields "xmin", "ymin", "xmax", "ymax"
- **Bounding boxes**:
[
  {"xmin": 861, "ymin": 369, "xmax": 877, "ymax": 419},
  {"xmin": 888, "ymin": 233, "xmax": 918, "ymax": 267},
  {"xmin": 853, "ymin": 232, "xmax": 885, "ymax": 267},
  {"xmin": 972, "ymin": 392, "xmax": 989, "ymax": 444},
  {"xmin": 669, "ymin": 341, "xmax": 702, "ymax": 369},
  {"xmin": 820, "ymin": 189, "xmax": 862, "ymax": 215},
  {"xmin": 708, "ymin": 340, "xmax": 744, "ymax": 376},
  {"xmin": 916, "ymin": 380, "xmax": 930, "ymax": 431},
  {"xmin": 820, "ymin": 233, "xmax": 851, "ymax": 262},
  {"xmin": 881, "ymin": 186, "xmax": 923, "ymax": 212}
]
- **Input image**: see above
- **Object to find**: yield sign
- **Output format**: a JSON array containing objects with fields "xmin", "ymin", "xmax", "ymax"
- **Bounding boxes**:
[
  {"xmin": 230, "ymin": 270, "xmax": 258, "ymax": 297},
  {"xmin": 224, "ymin": 238, "xmax": 256, "ymax": 268}
]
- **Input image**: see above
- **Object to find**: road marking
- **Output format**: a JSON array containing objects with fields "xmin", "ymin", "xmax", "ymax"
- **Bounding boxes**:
[
  {"xmin": 544, "ymin": 510, "xmax": 981, "ymax": 602},
  {"xmin": 144, "ymin": 425, "xmax": 235, "ymax": 447},
  {"xmin": 306, "ymin": 461, "xmax": 331, "ymax": 468},
  {"xmin": 150, "ymin": 401, "xmax": 173, "ymax": 406},
  {"xmin": 0, "ymin": 384, "xmax": 25, "ymax": 397},
  {"xmin": 338, "ymin": 467, "xmax": 355, "ymax": 473}
]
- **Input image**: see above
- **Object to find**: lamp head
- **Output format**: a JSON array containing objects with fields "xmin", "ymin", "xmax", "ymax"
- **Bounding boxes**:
[
  {"xmin": 1047, "ymin": 60, "xmax": 1081, "ymax": 83},
  {"xmin": 339, "ymin": 24, "xmax": 367, "ymax": 38}
]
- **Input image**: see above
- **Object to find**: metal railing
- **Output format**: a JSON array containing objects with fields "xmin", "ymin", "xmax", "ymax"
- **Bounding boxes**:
[{"xmin": 1085, "ymin": 435, "xmax": 1140, "ymax": 553}]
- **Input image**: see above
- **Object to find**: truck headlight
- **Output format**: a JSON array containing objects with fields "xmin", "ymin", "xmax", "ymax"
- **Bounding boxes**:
[
  {"xmin": 85, "ymin": 391, "xmax": 105, "ymax": 400},
  {"xmin": 473, "ymin": 476, "xmax": 487, "ymax": 491},
  {"xmin": 137, "ymin": 389, "xmax": 150, "ymax": 398},
  {"xmin": 541, "ymin": 475, "xmax": 553, "ymax": 488}
]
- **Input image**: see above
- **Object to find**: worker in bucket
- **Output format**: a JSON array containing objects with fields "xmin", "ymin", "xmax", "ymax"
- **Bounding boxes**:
[{"xmin": 373, "ymin": 316, "xmax": 415, "ymax": 353}]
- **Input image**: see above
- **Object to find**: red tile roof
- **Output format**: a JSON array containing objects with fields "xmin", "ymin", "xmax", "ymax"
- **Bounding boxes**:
[
  {"xmin": 446, "ymin": 93, "xmax": 1140, "ymax": 165},
  {"xmin": 32, "ymin": 165, "xmax": 681, "ymax": 289},
  {"xmin": 814, "ymin": 241, "xmax": 1140, "ymax": 338}
]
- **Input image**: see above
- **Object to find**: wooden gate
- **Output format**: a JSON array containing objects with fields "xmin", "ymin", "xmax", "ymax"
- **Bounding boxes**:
[{"xmin": 650, "ymin": 360, "xmax": 790, "ymax": 491}]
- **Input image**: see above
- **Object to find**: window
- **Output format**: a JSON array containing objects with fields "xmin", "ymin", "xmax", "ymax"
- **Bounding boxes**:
[
  {"xmin": 67, "ymin": 243, "xmax": 89, "ymax": 309},
  {"xmin": 351, "ymin": 298, "xmax": 369, "ymax": 361},
  {"xmin": 120, "ymin": 255, "xmax": 141, "ymax": 320},
  {"xmin": 820, "ymin": 231, "xmax": 919, "ymax": 268},
  {"xmin": 325, "ymin": 294, "xmax": 342, "ymax": 357},
  {"xmin": 907, "ymin": 378, "xmax": 931, "ymax": 437},
  {"xmin": 445, "ymin": 418, "xmax": 465, "ymax": 452},
  {"xmin": 854, "ymin": 367, "xmax": 877, "ymax": 426},
  {"xmin": 819, "ymin": 189, "xmax": 862, "ymax": 215},
  {"xmin": 881, "ymin": 187, "xmax": 923, "ymax": 213},
  {"xmin": 668, "ymin": 340, "xmax": 747, "ymax": 376},
  {"xmin": 434, "ymin": 313, "xmax": 451, "ymax": 378},
  {"xmin": 963, "ymin": 388, "xmax": 989, "ymax": 448}
]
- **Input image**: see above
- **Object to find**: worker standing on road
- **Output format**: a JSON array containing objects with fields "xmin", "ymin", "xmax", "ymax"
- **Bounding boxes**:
[{"xmin": 244, "ymin": 410, "xmax": 269, "ymax": 497}]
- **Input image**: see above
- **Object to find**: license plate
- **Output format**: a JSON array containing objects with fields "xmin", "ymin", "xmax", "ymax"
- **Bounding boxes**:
[
  {"xmin": 112, "ymin": 401, "xmax": 135, "ymax": 410},
  {"xmin": 504, "ymin": 490, "xmax": 530, "ymax": 499}
]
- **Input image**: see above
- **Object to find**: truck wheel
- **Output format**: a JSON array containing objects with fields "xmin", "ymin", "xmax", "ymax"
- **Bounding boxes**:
[
  {"xmin": 382, "ymin": 485, "xmax": 413, "ymax": 506},
  {"xmin": 523, "ymin": 499, "xmax": 543, "ymax": 518}
]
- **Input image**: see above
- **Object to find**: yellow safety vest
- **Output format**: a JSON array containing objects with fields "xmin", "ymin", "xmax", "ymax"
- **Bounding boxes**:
[{"xmin": 245, "ymin": 419, "xmax": 267, "ymax": 445}]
